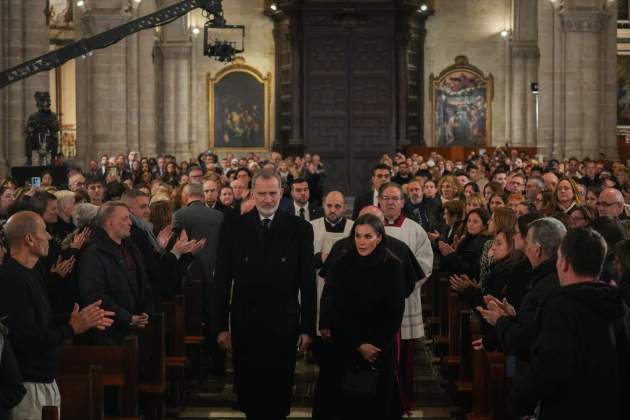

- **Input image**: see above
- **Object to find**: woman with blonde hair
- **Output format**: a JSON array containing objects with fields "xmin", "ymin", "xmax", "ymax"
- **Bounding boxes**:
[
  {"xmin": 438, "ymin": 175, "xmax": 462, "ymax": 204},
  {"xmin": 465, "ymin": 192, "xmax": 486, "ymax": 215},
  {"xmin": 553, "ymin": 176, "xmax": 582, "ymax": 213}
]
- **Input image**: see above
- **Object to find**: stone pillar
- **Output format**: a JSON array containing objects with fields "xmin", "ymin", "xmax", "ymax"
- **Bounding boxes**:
[
  {"xmin": 559, "ymin": 8, "xmax": 610, "ymax": 159},
  {"xmin": 79, "ymin": 3, "xmax": 132, "ymax": 159},
  {"xmin": 537, "ymin": 0, "xmax": 556, "ymax": 159},
  {"xmin": 0, "ymin": 0, "xmax": 7, "ymax": 176},
  {"xmin": 510, "ymin": 45, "xmax": 528, "ymax": 147},
  {"xmin": 175, "ymin": 53, "xmax": 191, "ymax": 158},
  {"xmin": 137, "ymin": 0, "xmax": 158, "ymax": 157},
  {"xmin": 525, "ymin": 55, "xmax": 538, "ymax": 146},
  {"xmin": 7, "ymin": 0, "xmax": 26, "ymax": 167},
  {"xmin": 538, "ymin": 0, "xmax": 615, "ymax": 160},
  {"xmin": 161, "ymin": 51, "xmax": 177, "ymax": 155},
  {"xmin": 127, "ymin": 30, "xmax": 140, "ymax": 154}
]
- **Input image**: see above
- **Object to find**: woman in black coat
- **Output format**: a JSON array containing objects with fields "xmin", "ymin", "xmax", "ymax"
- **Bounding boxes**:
[
  {"xmin": 329, "ymin": 214, "xmax": 405, "ymax": 420},
  {"xmin": 438, "ymin": 207, "xmax": 492, "ymax": 280}
]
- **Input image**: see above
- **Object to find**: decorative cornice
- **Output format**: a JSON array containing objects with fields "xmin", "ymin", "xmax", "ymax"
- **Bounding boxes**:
[
  {"xmin": 559, "ymin": 10, "xmax": 609, "ymax": 33},
  {"xmin": 157, "ymin": 42, "xmax": 192, "ymax": 59}
]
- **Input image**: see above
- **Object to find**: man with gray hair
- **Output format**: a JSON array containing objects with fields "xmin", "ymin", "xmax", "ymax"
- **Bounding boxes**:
[
  {"xmin": 478, "ymin": 217, "xmax": 567, "ymax": 415},
  {"xmin": 77, "ymin": 201, "xmax": 154, "ymax": 345}
]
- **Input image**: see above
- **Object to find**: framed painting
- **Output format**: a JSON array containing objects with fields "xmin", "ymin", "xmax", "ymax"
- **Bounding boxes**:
[
  {"xmin": 618, "ymin": 54, "xmax": 630, "ymax": 126},
  {"xmin": 208, "ymin": 58, "xmax": 272, "ymax": 151},
  {"xmin": 429, "ymin": 56, "xmax": 493, "ymax": 147}
]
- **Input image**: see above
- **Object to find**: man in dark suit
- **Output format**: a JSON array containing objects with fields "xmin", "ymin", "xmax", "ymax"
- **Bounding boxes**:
[
  {"xmin": 352, "ymin": 163, "xmax": 392, "ymax": 219},
  {"xmin": 281, "ymin": 177, "xmax": 323, "ymax": 221},
  {"xmin": 212, "ymin": 170, "xmax": 316, "ymax": 420},
  {"xmin": 203, "ymin": 177, "xmax": 236, "ymax": 222}
]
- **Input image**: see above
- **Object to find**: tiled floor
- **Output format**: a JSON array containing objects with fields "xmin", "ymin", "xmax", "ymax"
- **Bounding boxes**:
[{"xmin": 178, "ymin": 340, "xmax": 454, "ymax": 419}]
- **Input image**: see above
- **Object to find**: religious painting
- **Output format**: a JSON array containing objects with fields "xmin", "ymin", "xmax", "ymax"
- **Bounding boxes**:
[
  {"xmin": 617, "ymin": 54, "xmax": 630, "ymax": 126},
  {"xmin": 430, "ymin": 56, "xmax": 493, "ymax": 147},
  {"xmin": 208, "ymin": 58, "xmax": 271, "ymax": 151},
  {"xmin": 47, "ymin": 0, "xmax": 73, "ymax": 29}
]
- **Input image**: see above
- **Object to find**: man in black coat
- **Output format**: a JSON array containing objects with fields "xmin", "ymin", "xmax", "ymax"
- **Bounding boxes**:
[
  {"xmin": 352, "ymin": 164, "xmax": 392, "ymax": 220},
  {"xmin": 212, "ymin": 170, "xmax": 316, "ymax": 420},
  {"xmin": 510, "ymin": 228, "xmax": 630, "ymax": 419},
  {"xmin": 403, "ymin": 179, "xmax": 443, "ymax": 234},
  {"xmin": 77, "ymin": 202, "xmax": 154, "ymax": 345}
]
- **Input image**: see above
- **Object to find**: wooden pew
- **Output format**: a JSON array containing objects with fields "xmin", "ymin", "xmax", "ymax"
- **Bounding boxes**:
[
  {"xmin": 442, "ymin": 292, "xmax": 461, "ymax": 379},
  {"xmin": 138, "ymin": 312, "xmax": 167, "ymax": 420},
  {"xmin": 56, "ymin": 365, "xmax": 104, "ymax": 420},
  {"xmin": 183, "ymin": 281, "xmax": 205, "ymax": 380},
  {"xmin": 486, "ymin": 352, "xmax": 508, "ymax": 420},
  {"xmin": 59, "ymin": 335, "xmax": 139, "ymax": 417},
  {"xmin": 42, "ymin": 406, "xmax": 59, "ymax": 420},
  {"xmin": 160, "ymin": 296, "xmax": 187, "ymax": 413}
]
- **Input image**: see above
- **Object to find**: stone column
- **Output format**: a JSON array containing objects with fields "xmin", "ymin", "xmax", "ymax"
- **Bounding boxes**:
[
  {"xmin": 0, "ymin": 0, "xmax": 7, "ymax": 176},
  {"xmin": 559, "ymin": 9, "xmax": 610, "ymax": 159},
  {"xmin": 510, "ymin": 45, "xmax": 528, "ymax": 147},
  {"xmin": 137, "ymin": 0, "xmax": 158, "ymax": 157},
  {"xmin": 79, "ymin": 3, "xmax": 132, "ymax": 159},
  {"xmin": 161, "ymin": 50, "xmax": 177, "ymax": 155},
  {"xmin": 7, "ymin": 0, "xmax": 26, "ymax": 167},
  {"xmin": 525, "ymin": 54, "xmax": 538, "ymax": 146},
  {"xmin": 175, "ymin": 53, "xmax": 191, "ymax": 158}
]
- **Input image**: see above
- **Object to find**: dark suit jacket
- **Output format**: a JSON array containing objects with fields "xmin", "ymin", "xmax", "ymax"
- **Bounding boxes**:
[
  {"xmin": 212, "ymin": 208, "xmax": 316, "ymax": 337},
  {"xmin": 284, "ymin": 202, "xmax": 324, "ymax": 221},
  {"xmin": 172, "ymin": 200, "xmax": 223, "ymax": 282},
  {"xmin": 404, "ymin": 197, "xmax": 444, "ymax": 233},
  {"xmin": 352, "ymin": 190, "xmax": 377, "ymax": 220}
]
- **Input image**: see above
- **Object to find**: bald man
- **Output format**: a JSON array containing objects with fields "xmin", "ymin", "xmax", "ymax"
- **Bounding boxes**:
[
  {"xmin": 0, "ymin": 211, "xmax": 113, "ymax": 419},
  {"xmin": 311, "ymin": 191, "xmax": 353, "ymax": 269},
  {"xmin": 598, "ymin": 188, "xmax": 630, "ymax": 237}
]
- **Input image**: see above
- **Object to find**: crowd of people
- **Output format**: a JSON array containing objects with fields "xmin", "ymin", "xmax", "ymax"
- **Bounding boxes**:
[{"xmin": 0, "ymin": 146, "xmax": 629, "ymax": 420}]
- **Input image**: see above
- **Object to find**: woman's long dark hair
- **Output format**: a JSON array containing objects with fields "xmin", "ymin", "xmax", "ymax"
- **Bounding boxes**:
[{"xmin": 349, "ymin": 214, "xmax": 386, "ymax": 243}]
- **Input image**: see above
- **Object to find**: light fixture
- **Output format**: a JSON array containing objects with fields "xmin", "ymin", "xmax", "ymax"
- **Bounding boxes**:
[
  {"xmin": 270, "ymin": 3, "xmax": 278, "ymax": 11},
  {"xmin": 419, "ymin": 4, "xmax": 428, "ymax": 12},
  {"xmin": 192, "ymin": 26, "xmax": 200, "ymax": 35},
  {"xmin": 500, "ymin": 29, "xmax": 509, "ymax": 38},
  {"xmin": 76, "ymin": 0, "xmax": 85, "ymax": 7},
  {"xmin": 133, "ymin": 0, "xmax": 142, "ymax": 3}
]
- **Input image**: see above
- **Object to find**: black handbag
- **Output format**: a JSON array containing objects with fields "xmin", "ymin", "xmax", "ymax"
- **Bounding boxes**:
[{"xmin": 340, "ymin": 363, "xmax": 379, "ymax": 398}]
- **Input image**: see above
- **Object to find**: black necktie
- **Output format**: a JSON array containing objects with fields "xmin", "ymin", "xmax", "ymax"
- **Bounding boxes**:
[
  {"xmin": 299, "ymin": 207, "xmax": 306, "ymax": 220},
  {"xmin": 262, "ymin": 218, "xmax": 271, "ymax": 229},
  {"xmin": 259, "ymin": 218, "xmax": 271, "ymax": 249}
]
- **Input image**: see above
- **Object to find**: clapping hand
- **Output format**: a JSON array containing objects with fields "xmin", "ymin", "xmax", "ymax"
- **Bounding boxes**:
[
  {"xmin": 51, "ymin": 255, "xmax": 76, "ymax": 278},
  {"xmin": 157, "ymin": 225, "xmax": 173, "ymax": 251},
  {"xmin": 428, "ymin": 230, "xmax": 441, "ymax": 242},
  {"xmin": 472, "ymin": 338, "xmax": 484, "ymax": 351},
  {"xmin": 476, "ymin": 296, "xmax": 515, "ymax": 326},
  {"xmin": 449, "ymin": 273, "xmax": 479, "ymax": 292},
  {"xmin": 172, "ymin": 230, "xmax": 205, "ymax": 257},
  {"xmin": 438, "ymin": 240, "xmax": 455, "ymax": 256},
  {"xmin": 130, "ymin": 313, "xmax": 149, "ymax": 329},
  {"xmin": 69, "ymin": 300, "xmax": 115, "ymax": 334},
  {"xmin": 70, "ymin": 227, "xmax": 91, "ymax": 250}
]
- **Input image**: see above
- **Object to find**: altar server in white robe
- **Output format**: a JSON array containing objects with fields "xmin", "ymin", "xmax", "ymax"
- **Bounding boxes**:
[
  {"xmin": 379, "ymin": 182, "xmax": 433, "ymax": 410},
  {"xmin": 310, "ymin": 191, "xmax": 353, "ymax": 420}
]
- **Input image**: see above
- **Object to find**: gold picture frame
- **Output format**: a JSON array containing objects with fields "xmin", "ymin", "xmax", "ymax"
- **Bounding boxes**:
[
  {"xmin": 207, "ymin": 58, "xmax": 272, "ymax": 152},
  {"xmin": 429, "ymin": 56, "xmax": 493, "ymax": 147}
]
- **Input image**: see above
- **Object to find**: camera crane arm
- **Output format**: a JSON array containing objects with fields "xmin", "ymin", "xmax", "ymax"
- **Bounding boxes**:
[{"xmin": 0, "ymin": 0, "xmax": 225, "ymax": 90}]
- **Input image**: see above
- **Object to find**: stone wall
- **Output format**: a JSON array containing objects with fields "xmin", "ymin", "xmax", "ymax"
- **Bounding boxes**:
[{"xmin": 423, "ymin": 0, "xmax": 512, "ymax": 147}]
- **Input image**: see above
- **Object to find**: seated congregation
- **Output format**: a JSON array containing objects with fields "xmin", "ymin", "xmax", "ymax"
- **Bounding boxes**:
[{"xmin": 0, "ymin": 148, "xmax": 630, "ymax": 420}]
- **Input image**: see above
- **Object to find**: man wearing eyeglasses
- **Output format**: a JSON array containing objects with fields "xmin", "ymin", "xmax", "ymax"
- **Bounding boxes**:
[{"xmin": 598, "ymin": 188, "xmax": 630, "ymax": 237}]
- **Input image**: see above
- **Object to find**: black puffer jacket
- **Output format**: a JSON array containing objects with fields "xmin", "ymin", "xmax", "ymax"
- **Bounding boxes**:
[
  {"xmin": 440, "ymin": 234, "xmax": 492, "ymax": 280},
  {"xmin": 0, "ymin": 322, "xmax": 26, "ymax": 420},
  {"xmin": 77, "ymin": 228, "xmax": 154, "ymax": 345},
  {"xmin": 511, "ymin": 282, "xmax": 630, "ymax": 419}
]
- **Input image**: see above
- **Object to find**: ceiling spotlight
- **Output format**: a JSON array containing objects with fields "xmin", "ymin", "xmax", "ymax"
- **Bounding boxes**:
[
  {"xmin": 76, "ymin": 0, "xmax": 85, "ymax": 7},
  {"xmin": 270, "ymin": 3, "xmax": 278, "ymax": 11},
  {"xmin": 133, "ymin": 0, "xmax": 142, "ymax": 3},
  {"xmin": 500, "ymin": 29, "xmax": 509, "ymax": 38},
  {"xmin": 419, "ymin": 4, "xmax": 428, "ymax": 12},
  {"xmin": 192, "ymin": 26, "xmax": 200, "ymax": 35}
]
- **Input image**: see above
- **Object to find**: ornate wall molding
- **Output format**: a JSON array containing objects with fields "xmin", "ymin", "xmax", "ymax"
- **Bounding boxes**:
[
  {"xmin": 511, "ymin": 42, "xmax": 540, "ymax": 59},
  {"xmin": 560, "ymin": 10, "xmax": 609, "ymax": 32},
  {"xmin": 157, "ymin": 42, "xmax": 192, "ymax": 59}
]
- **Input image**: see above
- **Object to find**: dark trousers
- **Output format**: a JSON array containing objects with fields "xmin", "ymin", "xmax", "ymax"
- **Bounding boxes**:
[
  {"xmin": 232, "ymin": 329, "xmax": 298, "ymax": 418},
  {"xmin": 312, "ymin": 337, "xmax": 343, "ymax": 420}
]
